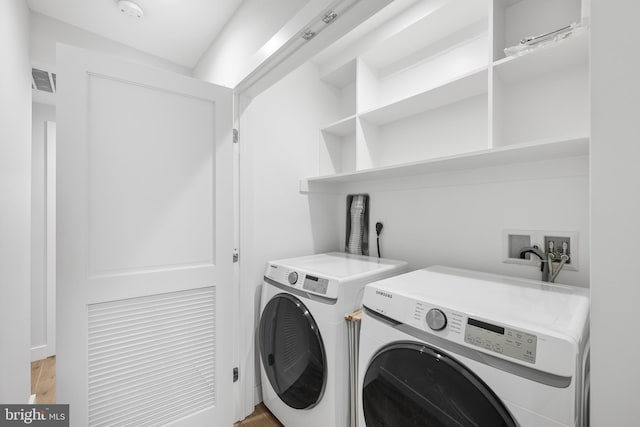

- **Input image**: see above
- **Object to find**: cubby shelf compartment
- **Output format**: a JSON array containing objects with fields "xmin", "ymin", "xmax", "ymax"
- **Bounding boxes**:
[
  {"xmin": 359, "ymin": 67, "xmax": 488, "ymax": 126},
  {"xmin": 302, "ymin": 136, "xmax": 588, "ymax": 191},
  {"xmin": 319, "ymin": 58, "xmax": 357, "ymax": 120},
  {"xmin": 492, "ymin": 0, "xmax": 584, "ymax": 62},
  {"xmin": 319, "ymin": 116, "xmax": 357, "ymax": 176},
  {"xmin": 361, "ymin": 0, "xmax": 489, "ymax": 72},
  {"xmin": 493, "ymin": 30, "xmax": 588, "ymax": 83}
]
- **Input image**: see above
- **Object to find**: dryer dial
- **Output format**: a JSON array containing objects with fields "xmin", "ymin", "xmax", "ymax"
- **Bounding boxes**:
[
  {"xmin": 426, "ymin": 308, "xmax": 447, "ymax": 331},
  {"xmin": 287, "ymin": 271, "xmax": 299, "ymax": 285}
]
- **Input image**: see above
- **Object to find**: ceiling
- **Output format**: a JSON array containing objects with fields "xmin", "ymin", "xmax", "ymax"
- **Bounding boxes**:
[{"xmin": 27, "ymin": 0, "xmax": 245, "ymax": 68}]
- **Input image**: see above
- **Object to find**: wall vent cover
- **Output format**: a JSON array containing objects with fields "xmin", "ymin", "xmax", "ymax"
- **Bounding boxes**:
[
  {"xmin": 32, "ymin": 68, "xmax": 56, "ymax": 93},
  {"xmin": 87, "ymin": 287, "xmax": 216, "ymax": 426}
]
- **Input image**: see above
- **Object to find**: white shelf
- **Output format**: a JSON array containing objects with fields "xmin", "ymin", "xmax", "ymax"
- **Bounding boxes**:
[
  {"xmin": 359, "ymin": 67, "xmax": 488, "ymax": 126},
  {"xmin": 302, "ymin": 136, "xmax": 588, "ymax": 189},
  {"xmin": 494, "ymin": 31, "xmax": 588, "ymax": 83},
  {"xmin": 321, "ymin": 115, "xmax": 357, "ymax": 137}
]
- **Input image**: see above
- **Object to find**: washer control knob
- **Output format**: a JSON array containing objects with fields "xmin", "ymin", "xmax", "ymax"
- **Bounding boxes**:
[
  {"xmin": 287, "ymin": 272, "xmax": 298, "ymax": 285},
  {"xmin": 426, "ymin": 308, "xmax": 447, "ymax": 331}
]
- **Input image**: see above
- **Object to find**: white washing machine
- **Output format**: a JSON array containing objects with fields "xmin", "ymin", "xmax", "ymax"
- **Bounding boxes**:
[
  {"xmin": 358, "ymin": 266, "xmax": 590, "ymax": 427},
  {"xmin": 259, "ymin": 252, "xmax": 408, "ymax": 427}
]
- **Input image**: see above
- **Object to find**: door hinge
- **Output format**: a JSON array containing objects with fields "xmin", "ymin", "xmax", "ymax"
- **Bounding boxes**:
[
  {"xmin": 233, "ymin": 128, "xmax": 239, "ymax": 144},
  {"xmin": 233, "ymin": 367, "xmax": 239, "ymax": 382},
  {"xmin": 233, "ymin": 249, "xmax": 239, "ymax": 263}
]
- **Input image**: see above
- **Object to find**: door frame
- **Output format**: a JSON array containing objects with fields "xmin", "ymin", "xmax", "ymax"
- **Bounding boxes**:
[{"xmin": 31, "ymin": 121, "xmax": 57, "ymax": 362}]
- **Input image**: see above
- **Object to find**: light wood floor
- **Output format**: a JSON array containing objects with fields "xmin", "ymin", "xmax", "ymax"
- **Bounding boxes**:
[
  {"xmin": 31, "ymin": 356, "xmax": 56, "ymax": 404},
  {"xmin": 32, "ymin": 356, "xmax": 282, "ymax": 426},
  {"xmin": 234, "ymin": 403, "xmax": 283, "ymax": 427}
]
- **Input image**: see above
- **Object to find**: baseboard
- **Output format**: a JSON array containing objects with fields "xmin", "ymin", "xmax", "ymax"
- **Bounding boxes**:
[
  {"xmin": 29, "ymin": 394, "xmax": 36, "ymax": 404},
  {"xmin": 30, "ymin": 344, "xmax": 53, "ymax": 362}
]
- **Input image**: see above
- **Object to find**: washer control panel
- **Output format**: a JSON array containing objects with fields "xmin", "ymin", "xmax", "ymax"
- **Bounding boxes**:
[
  {"xmin": 364, "ymin": 275, "xmax": 579, "ymax": 374},
  {"xmin": 464, "ymin": 318, "xmax": 537, "ymax": 363}
]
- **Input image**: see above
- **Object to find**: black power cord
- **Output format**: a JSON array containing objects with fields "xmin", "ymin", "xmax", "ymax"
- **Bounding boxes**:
[{"xmin": 375, "ymin": 222, "xmax": 383, "ymax": 258}]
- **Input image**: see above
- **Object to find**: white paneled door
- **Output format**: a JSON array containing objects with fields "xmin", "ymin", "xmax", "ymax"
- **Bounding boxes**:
[{"xmin": 56, "ymin": 45, "xmax": 234, "ymax": 426}]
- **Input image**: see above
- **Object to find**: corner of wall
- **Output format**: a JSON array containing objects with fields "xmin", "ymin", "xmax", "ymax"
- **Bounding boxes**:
[{"xmin": 0, "ymin": 0, "xmax": 33, "ymax": 403}]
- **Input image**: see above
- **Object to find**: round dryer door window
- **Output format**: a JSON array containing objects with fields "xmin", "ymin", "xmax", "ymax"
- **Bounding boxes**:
[
  {"xmin": 259, "ymin": 293, "xmax": 327, "ymax": 409},
  {"xmin": 362, "ymin": 342, "xmax": 517, "ymax": 427}
]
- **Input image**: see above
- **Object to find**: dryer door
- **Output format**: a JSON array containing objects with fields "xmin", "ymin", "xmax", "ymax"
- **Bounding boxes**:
[
  {"xmin": 362, "ymin": 342, "xmax": 517, "ymax": 427},
  {"xmin": 259, "ymin": 293, "xmax": 327, "ymax": 409}
]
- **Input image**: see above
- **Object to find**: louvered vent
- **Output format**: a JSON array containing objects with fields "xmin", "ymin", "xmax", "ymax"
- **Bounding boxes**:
[
  {"xmin": 31, "ymin": 68, "xmax": 56, "ymax": 93},
  {"xmin": 88, "ymin": 287, "xmax": 216, "ymax": 427}
]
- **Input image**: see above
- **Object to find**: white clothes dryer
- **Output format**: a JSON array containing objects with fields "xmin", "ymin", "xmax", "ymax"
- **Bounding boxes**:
[
  {"xmin": 358, "ymin": 266, "xmax": 590, "ymax": 427},
  {"xmin": 259, "ymin": 252, "xmax": 408, "ymax": 427}
]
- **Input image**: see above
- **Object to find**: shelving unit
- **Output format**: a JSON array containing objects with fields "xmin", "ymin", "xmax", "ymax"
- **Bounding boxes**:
[{"xmin": 307, "ymin": 0, "xmax": 590, "ymax": 190}]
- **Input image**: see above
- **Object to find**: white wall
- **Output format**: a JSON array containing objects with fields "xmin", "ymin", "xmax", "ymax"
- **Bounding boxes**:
[
  {"xmin": 336, "ymin": 156, "xmax": 589, "ymax": 287},
  {"xmin": 30, "ymin": 11, "xmax": 190, "ymax": 75},
  {"xmin": 0, "ymin": 0, "xmax": 32, "ymax": 403},
  {"xmin": 194, "ymin": 0, "xmax": 309, "ymax": 87},
  {"xmin": 591, "ymin": 0, "xmax": 640, "ymax": 424},
  {"xmin": 31, "ymin": 103, "xmax": 55, "ymax": 360},
  {"xmin": 238, "ymin": 61, "xmax": 343, "ymax": 414}
]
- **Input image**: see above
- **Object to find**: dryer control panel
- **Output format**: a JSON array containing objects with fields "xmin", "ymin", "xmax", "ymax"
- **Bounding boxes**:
[
  {"xmin": 302, "ymin": 274, "xmax": 329, "ymax": 294},
  {"xmin": 464, "ymin": 318, "xmax": 537, "ymax": 364},
  {"xmin": 265, "ymin": 264, "xmax": 336, "ymax": 299}
]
